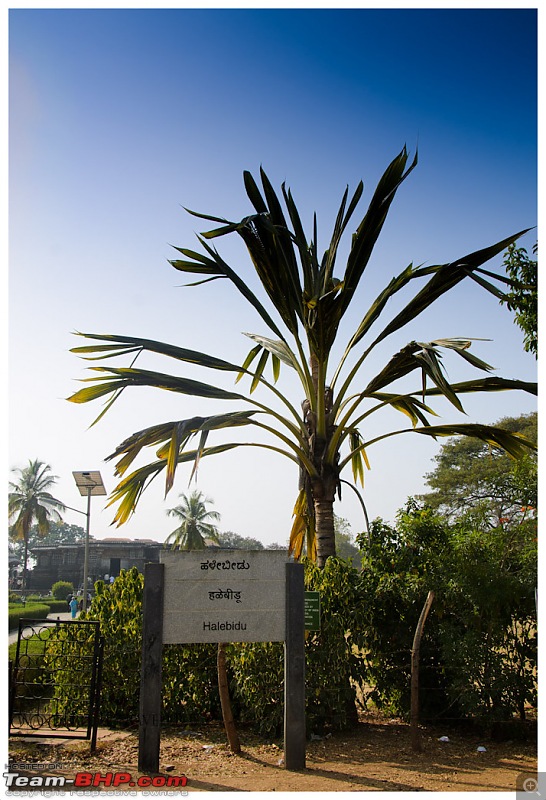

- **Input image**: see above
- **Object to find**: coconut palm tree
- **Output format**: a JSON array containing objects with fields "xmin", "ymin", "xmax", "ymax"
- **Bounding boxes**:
[
  {"xmin": 8, "ymin": 459, "xmax": 66, "ymax": 589},
  {"xmin": 164, "ymin": 490, "xmax": 220, "ymax": 550},
  {"xmin": 68, "ymin": 147, "xmax": 536, "ymax": 567}
]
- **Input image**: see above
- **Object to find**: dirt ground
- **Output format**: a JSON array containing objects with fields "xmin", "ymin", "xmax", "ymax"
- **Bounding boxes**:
[{"xmin": 8, "ymin": 712, "xmax": 537, "ymax": 793}]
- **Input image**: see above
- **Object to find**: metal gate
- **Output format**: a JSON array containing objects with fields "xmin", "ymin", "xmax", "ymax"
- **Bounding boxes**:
[{"xmin": 9, "ymin": 619, "xmax": 103, "ymax": 750}]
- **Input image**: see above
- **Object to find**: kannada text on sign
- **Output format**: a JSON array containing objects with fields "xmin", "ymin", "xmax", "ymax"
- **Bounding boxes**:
[{"xmin": 160, "ymin": 550, "xmax": 289, "ymax": 644}]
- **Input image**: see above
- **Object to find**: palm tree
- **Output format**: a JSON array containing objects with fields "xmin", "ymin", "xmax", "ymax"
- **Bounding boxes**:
[
  {"xmin": 164, "ymin": 490, "xmax": 220, "ymax": 550},
  {"xmin": 8, "ymin": 459, "xmax": 66, "ymax": 589},
  {"xmin": 68, "ymin": 147, "xmax": 536, "ymax": 567}
]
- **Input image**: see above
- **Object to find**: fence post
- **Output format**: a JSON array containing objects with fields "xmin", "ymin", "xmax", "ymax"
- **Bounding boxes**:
[
  {"xmin": 410, "ymin": 589, "xmax": 435, "ymax": 752},
  {"xmin": 284, "ymin": 561, "xmax": 306, "ymax": 770},
  {"xmin": 138, "ymin": 562, "xmax": 164, "ymax": 773}
]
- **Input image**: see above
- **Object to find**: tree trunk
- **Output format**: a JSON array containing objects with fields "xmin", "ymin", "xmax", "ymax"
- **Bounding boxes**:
[
  {"xmin": 217, "ymin": 642, "xmax": 241, "ymax": 754},
  {"xmin": 314, "ymin": 494, "xmax": 336, "ymax": 568},
  {"xmin": 22, "ymin": 536, "xmax": 29, "ymax": 592},
  {"xmin": 410, "ymin": 590, "xmax": 435, "ymax": 752}
]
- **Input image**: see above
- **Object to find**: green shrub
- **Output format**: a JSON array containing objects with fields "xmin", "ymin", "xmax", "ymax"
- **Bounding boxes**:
[
  {"xmin": 47, "ymin": 536, "xmax": 535, "ymax": 736},
  {"xmin": 15, "ymin": 597, "xmax": 69, "ymax": 613},
  {"xmin": 227, "ymin": 558, "xmax": 368, "ymax": 737},
  {"xmin": 56, "ymin": 569, "xmax": 220, "ymax": 727},
  {"xmin": 43, "ymin": 600, "xmax": 72, "ymax": 613},
  {"xmin": 46, "ymin": 560, "xmax": 369, "ymax": 734},
  {"xmin": 356, "ymin": 505, "xmax": 537, "ymax": 726},
  {"xmin": 227, "ymin": 641, "xmax": 284, "ymax": 737},
  {"xmin": 303, "ymin": 558, "xmax": 367, "ymax": 732},
  {"xmin": 162, "ymin": 643, "xmax": 220, "ymax": 724},
  {"xmin": 51, "ymin": 581, "xmax": 74, "ymax": 601},
  {"xmin": 9, "ymin": 603, "xmax": 50, "ymax": 629}
]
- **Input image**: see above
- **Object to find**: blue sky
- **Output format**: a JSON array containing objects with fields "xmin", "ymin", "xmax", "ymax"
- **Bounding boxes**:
[{"xmin": 9, "ymin": 7, "xmax": 538, "ymax": 547}]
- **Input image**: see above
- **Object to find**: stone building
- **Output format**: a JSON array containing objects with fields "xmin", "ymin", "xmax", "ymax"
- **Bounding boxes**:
[{"xmin": 28, "ymin": 537, "xmax": 162, "ymax": 592}]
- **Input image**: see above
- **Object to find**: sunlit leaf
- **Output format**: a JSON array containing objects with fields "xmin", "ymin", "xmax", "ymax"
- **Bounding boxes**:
[{"xmin": 414, "ymin": 424, "xmax": 537, "ymax": 459}]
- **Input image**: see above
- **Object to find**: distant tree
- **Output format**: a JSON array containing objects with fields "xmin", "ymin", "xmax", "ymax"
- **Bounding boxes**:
[
  {"xmin": 164, "ymin": 490, "xmax": 221, "ymax": 550},
  {"xmin": 216, "ymin": 531, "xmax": 288, "ymax": 550},
  {"xmin": 9, "ymin": 460, "xmax": 66, "ymax": 589},
  {"xmin": 420, "ymin": 412, "xmax": 537, "ymax": 529},
  {"xmin": 500, "ymin": 243, "xmax": 537, "ymax": 357},
  {"xmin": 217, "ymin": 531, "xmax": 264, "ymax": 550},
  {"xmin": 334, "ymin": 516, "xmax": 360, "ymax": 561},
  {"xmin": 9, "ymin": 521, "xmax": 86, "ymax": 567},
  {"xmin": 44, "ymin": 521, "xmax": 86, "ymax": 544}
]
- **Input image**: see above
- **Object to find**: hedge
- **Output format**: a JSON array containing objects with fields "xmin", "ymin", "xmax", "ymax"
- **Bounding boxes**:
[{"xmin": 8, "ymin": 603, "xmax": 50, "ymax": 630}]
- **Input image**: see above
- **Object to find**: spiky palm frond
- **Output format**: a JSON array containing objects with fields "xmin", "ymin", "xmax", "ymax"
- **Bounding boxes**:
[{"xmin": 68, "ymin": 151, "xmax": 536, "ymax": 564}]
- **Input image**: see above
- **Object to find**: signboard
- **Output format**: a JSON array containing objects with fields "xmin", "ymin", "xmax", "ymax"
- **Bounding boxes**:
[
  {"xmin": 160, "ymin": 550, "xmax": 290, "ymax": 644},
  {"xmin": 139, "ymin": 558, "xmax": 306, "ymax": 774},
  {"xmin": 304, "ymin": 591, "xmax": 321, "ymax": 630}
]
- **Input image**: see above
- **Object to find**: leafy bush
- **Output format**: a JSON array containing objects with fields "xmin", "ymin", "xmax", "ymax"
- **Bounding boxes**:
[
  {"xmin": 24, "ymin": 596, "xmax": 71, "ymax": 613},
  {"xmin": 46, "ymin": 523, "xmax": 536, "ymax": 737},
  {"xmin": 162, "ymin": 643, "xmax": 220, "ymax": 724},
  {"xmin": 51, "ymin": 581, "xmax": 74, "ymax": 600},
  {"xmin": 227, "ymin": 558, "xmax": 367, "ymax": 737},
  {"xmin": 303, "ymin": 558, "xmax": 367, "ymax": 733},
  {"xmin": 74, "ymin": 568, "xmax": 220, "ymax": 727},
  {"xmin": 50, "ymin": 562, "xmax": 368, "ymax": 734},
  {"xmin": 45, "ymin": 600, "xmax": 73, "ymax": 613},
  {"xmin": 227, "ymin": 641, "xmax": 284, "ymax": 737},
  {"xmin": 356, "ymin": 503, "xmax": 537, "ymax": 727}
]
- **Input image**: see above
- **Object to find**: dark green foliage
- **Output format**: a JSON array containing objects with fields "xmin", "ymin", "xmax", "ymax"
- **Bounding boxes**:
[
  {"xmin": 77, "ymin": 568, "xmax": 220, "ymax": 727},
  {"xmin": 437, "ymin": 525, "xmax": 536, "ymax": 724},
  {"xmin": 421, "ymin": 412, "xmax": 537, "ymax": 527},
  {"xmin": 9, "ymin": 603, "xmax": 50, "ymax": 629},
  {"xmin": 217, "ymin": 531, "xmax": 265, "ymax": 549},
  {"xmin": 227, "ymin": 641, "xmax": 284, "ymax": 737},
  {"xmin": 501, "ymin": 243, "xmax": 537, "ymax": 357},
  {"xmin": 51, "ymin": 581, "xmax": 74, "ymax": 601},
  {"xmin": 28, "ymin": 598, "xmax": 70, "ymax": 613},
  {"xmin": 356, "ymin": 501, "xmax": 537, "ymax": 726},
  {"xmin": 357, "ymin": 506, "xmax": 452, "ymax": 719},
  {"xmin": 303, "ymin": 558, "xmax": 366, "ymax": 732},
  {"xmin": 227, "ymin": 558, "xmax": 367, "ymax": 737},
  {"xmin": 162, "ymin": 644, "xmax": 221, "ymax": 724}
]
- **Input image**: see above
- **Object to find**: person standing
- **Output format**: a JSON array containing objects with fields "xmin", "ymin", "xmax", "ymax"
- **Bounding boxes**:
[{"xmin": 69, "ymin": 596, "xmax": 79, "ymax": 619}]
